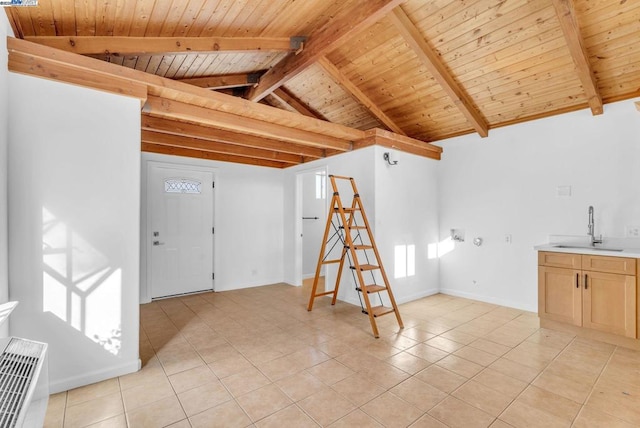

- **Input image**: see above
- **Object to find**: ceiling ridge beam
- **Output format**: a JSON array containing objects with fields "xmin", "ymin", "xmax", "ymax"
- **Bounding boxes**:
[
  {"xmin": 317, "ymin": 56, "xmax": 406, "ymax": 135},
  {"xmin": 247, "ymin": 0, "xmax": 406, "ymax": 102},
  {"xmin": 141, "ymin": 130, "xmax": 303, "ymax": 164},
  {"xmin": 388, "ymin": 6, "xmax": 489, "ymax": 138},
  {"xmin": 551, "ymin": 0, "xmax": 603, "ymax": 115},
  {"xmin": 141, "ymin": 116, "xmax": 326, "ymax": 159},
  {"xmin": 271, "ymin": 87, "xmax": 327, "ymax": 120},
  {"xmin": 23, "ymin": 36, "xmax": 295, "ymax": 56}
]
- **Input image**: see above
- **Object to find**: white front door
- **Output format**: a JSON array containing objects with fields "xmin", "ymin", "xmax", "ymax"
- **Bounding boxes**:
[{"xmin": 148, "ymin": 164, "xmax": 214, "ymax": 298}]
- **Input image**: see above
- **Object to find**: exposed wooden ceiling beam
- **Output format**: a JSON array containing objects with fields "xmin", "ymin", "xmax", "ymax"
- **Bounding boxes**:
[
  {"xmin": 9, "ymin": 50, "xmax": 148, "ymax": 105},
  {"xmin": 8, "ymin": 37, "xmax": 443, "ymax": 165},
  {"xmin": 7, "ymin": 37, "xmax": 364, "ymax": 143},
  {"xmin": 142, "ymin": 142, "xmax": 289, "ymax": 169},
  {"xmin": 552, "ymin": 0, "xmax": 603, "ymax": 116},
  {"xmin": 271, "ymin": 87, "xmax": 327, "ymax": 120},
  {"xmin": 317, "ymin": 56, "xmax": 406, "ymax": 135},
  {"xmin": 388, "ymin": 7, "xmax": 489, "ymax": 138},
  {"xmin": 176, "ymin": 72, "xmax": 263, "ymax": 90},
  {"xmin": 247, "ymin": 0, "xmax": 406, "ymax": 102},
  {"xmin": 353, "ymin": 129, "xmax": 442, "ymax": 160},
  {"xmin": 141, "ymin": 130, "xmax": 303, "ymax": 165},
  {"xmin": 141, "ymin": 116, "xmax": 326, "ymax": 159},
  {"xmin": 142, "ymin": 95, "xmax": 352, "ymax": 151},
  {"xmin": 23, "ymin": 36, "xmax": 295, "ymax": 56}
]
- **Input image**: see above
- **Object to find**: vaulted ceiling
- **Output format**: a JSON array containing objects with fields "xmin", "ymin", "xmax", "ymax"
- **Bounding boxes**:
[{"xmin": 5, "ymin": 0, "xmax": 640, "ymax": 167}]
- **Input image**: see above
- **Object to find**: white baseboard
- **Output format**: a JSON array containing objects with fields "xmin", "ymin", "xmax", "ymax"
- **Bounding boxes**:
[
  {"xmin": 439, "ymin": 288, "xmax": 537, "ymax": 313},
  {"xmin": 49, "ymin": 359, "xmax": 141, "ymax": 394}
]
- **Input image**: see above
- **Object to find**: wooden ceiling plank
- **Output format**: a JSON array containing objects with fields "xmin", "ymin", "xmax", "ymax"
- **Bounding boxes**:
[
  {"xmin": 388, "ymin": 6, "xmax": 489, "ymax": 138},
  {"xmin": 141, "ymin": 130, "xmax": 303, "ymax": 164},
  {"xmin": 4, "ymin": 8, "xmax": 24, "ymax": 39},
  {"xmin": 247, "ymin": 0, "xmax": 406, "ymax": 102},
  {"xmin": 142, "ymin": 142, "xmax": 288, "ymax": 168},
  {"xmin": 141, "ymin": 115, "xmax": 326, "ymax": 158},
  {"xmin": 271, "ymin": 87, "xmax": 327, "ymax": 120},
  {"xmin": 23, "ymin": 35, "xmax": 294, "ymax": 55},
  {"xmin": 7, "ymin": 37, "xmax": 365, "ymax": 142},
  {"xmin": 142, "ymin": 95, "xmax": 352, "ymax": 151},
  {"xmin": 552, "ymin": 0, "xmax": 603, "ymax": 115},
  {"xmin": 317, "ymin": 56, "xmax": 406, "ymax": 135},
  {"xmin": 177, "ymin": 72, "xmax": 261, "ymax": 90}
]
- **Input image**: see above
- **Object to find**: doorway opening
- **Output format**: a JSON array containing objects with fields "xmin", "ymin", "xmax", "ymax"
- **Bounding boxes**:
[{"xmin": 295, "ymin": 167, "xmax": 328, "ymax": 289}]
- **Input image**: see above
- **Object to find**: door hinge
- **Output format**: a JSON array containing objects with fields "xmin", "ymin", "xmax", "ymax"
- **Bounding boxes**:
[
  {"xmin": 212, "ymin": 273, "xmax": 215, "ymax": 280},
  {"xmin": 212, "ymin": 227, "xmax": 214, "ymax": 234},
  {"xmin": 212, "ymin": 181, "xmax": 215, "ymax": 188}
]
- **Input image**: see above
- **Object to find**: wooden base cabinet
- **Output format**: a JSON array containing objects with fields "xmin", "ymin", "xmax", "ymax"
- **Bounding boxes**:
[{"xmin": 538, "ymin": 251, "xmax": 637, "ymax": 338}]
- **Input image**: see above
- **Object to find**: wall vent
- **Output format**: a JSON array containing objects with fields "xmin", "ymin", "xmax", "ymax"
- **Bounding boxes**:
[{"xmin": 0, "ymin": 338, "xmax": 47, "ymax": 427}]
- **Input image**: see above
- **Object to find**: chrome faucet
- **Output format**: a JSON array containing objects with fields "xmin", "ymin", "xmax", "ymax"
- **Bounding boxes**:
[{"xmin": 588, "ymin": 206, "xmax": 602, "ymax": 245}]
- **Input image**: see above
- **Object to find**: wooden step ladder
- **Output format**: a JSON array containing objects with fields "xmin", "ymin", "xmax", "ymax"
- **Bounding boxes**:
[{"xmin": 306, "ymin": 175, "xmax": 403, "ymax": 338}]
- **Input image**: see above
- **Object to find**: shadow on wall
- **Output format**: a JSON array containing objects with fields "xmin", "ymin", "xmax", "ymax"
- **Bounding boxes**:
[{"xmin": 41, "ymin": 206, "xmax": 122, "ymax": 356}]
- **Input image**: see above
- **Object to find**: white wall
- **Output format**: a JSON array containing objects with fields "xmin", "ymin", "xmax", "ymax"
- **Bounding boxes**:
[
  {"xmin": 8, "ymin": 74, "xmax": 141, "ymax": 393},
  {"xmin": 140, "ymin": 152, "xmax": 284, "ymax": 302},
  {"xmin": 283, "ymin": 146, "xmax": 441, "ymax": 306},
  {"xmin": 0, "ymin": 13, "xmax": 14, "ymax": 338},
  {"xmin": 438, "ymin": 99, "xmax": 640, "ymax": 311},
  {"xmin": 373, "ymin": 146, "xmax": 440, "ymax": 303},
  {"xmin": 283, "ymin": 147, "xmax": 376, "ymax": 305}
]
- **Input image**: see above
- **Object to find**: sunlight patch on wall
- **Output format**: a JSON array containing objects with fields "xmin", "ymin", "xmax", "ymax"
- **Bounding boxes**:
[
  {"xmin": 41, "ymin": 207, "xmax": 122, "ymax": 355},
  {"xmin": 428, "ymin": 237, "xmax": 455, "ymax": 259},
  {"xmin": 394, "ymin": 244, "xmax": 415, "ymax": 279}
]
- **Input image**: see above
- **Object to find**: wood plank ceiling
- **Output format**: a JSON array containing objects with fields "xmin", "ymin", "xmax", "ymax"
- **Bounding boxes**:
[{"xmin": 5, "ymin": 0, "xmax": 640, "ymax": 168}]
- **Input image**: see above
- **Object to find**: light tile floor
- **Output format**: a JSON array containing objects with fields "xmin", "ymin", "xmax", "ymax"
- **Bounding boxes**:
[{"xmin": 44, "ymin": 281, "xmax": 640, "ymax": 427}]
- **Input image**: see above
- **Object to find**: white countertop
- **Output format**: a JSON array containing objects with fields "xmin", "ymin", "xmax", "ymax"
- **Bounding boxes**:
[{"xmin": 535, "ymin": 235, "xmax": 640, "ymax": 258}]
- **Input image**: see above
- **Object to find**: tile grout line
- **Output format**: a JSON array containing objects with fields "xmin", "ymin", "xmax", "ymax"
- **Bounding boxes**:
[{"xmin": 569, "ymin": 343, "xmax": 618, "ymax": 428}]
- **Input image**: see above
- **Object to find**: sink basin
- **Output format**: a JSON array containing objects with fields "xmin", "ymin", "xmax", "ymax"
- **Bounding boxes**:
[{"xmin": 553, "ymin": 244, "xmax": 624, "ymax": 252}]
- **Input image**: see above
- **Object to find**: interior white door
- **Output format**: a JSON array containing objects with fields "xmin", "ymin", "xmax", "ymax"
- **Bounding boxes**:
[{"xmin": 148, "ymin": 164, "xmax": 214, "ymax": 298}]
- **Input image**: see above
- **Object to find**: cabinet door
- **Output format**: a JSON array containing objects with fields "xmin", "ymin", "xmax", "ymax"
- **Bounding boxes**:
[
  {"xmin": 583, "ymin": 271, "xmax": 636, "ymax": 338},
  {"xmin": 538, "ymin": 266, "xmax": 582, "ymax": 326}
]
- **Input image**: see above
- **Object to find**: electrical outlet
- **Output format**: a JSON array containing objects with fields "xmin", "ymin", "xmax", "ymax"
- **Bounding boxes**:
[
  {"xmin": 625, "ymin": 226, "xmax": 640, "ymax": 238},
  {"xmin": 504, "ymin": 234, "xmax": 512, "ymax": 244}
]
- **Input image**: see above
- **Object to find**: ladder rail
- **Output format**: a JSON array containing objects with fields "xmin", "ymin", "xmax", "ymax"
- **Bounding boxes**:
[
  {"xmin": 350, "ymin": 178, "xmax": 404, "ymax": 330},
  {"xmin": 307, "ymin": 193, "xmax": 342, "ymax": 311},
  {"xmin": 306, "ymin": 175, "xmax": 403, "ymax": 338}
]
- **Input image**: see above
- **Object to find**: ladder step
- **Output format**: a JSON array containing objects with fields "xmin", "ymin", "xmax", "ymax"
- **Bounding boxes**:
[
  {"xmin": 313, "ymin": 291, "xmax": 335, "ymax": 297},
  {"xmin": 353, "ymin": 245, "xmax": 373, "ymax": 250},
  {"xmin": 351, "ymin": 264, "xmax": 379, "ymax": 271},
  {"xmin": 322, "ymin": 259, "xmax": 342, "ymax": 265},
  {"xmin": 356, "ymin": 285, "xmax": 387, "ymax": 294},
  {"xmin": 350, "ymin": 226, "xmax": 367, "ymax": 230},
  {"xmin": 364, "ymin": 306, "xmax": 396, "ymax": 317}
]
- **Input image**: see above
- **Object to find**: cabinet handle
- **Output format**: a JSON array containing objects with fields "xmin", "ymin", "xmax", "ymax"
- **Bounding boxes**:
[
  {"xmin": 584, "ymin": 274, "xmax": 588, "ymax": 290},
  {"xmin": 576, "ymin": 273, "xmax": 579, "ymax": 288}
]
